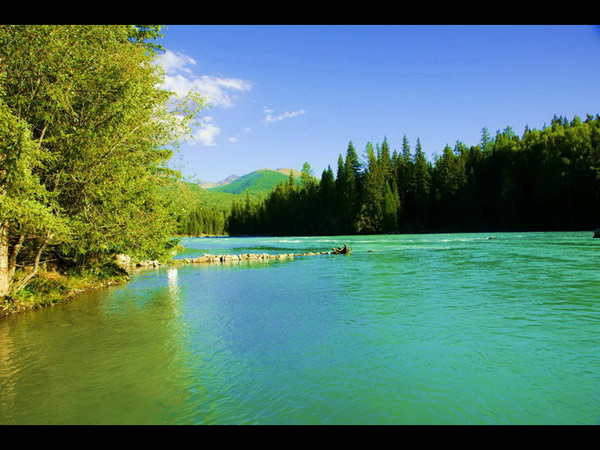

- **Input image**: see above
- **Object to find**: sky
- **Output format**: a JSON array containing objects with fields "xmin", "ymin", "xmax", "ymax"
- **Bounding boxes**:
[{"xmin": 155, "ymin": 25, "xmax": 600, "ymax": 183}]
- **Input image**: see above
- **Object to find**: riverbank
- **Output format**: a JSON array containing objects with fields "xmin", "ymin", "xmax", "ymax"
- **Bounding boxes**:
[{"xmin": 0, "ymin": 264, "xmax": 131, "ymax": 318}]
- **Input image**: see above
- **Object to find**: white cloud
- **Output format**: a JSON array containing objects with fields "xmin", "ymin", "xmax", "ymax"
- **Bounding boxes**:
[
  {"xmin": 190, "ymin": 117, "xmax": 221, "ymax": 147},
  {"xmin": 264, "ymin": 108, "xmax": 307, "ymax": 124},
  {"xmin": 156, "ymin": 50, "xmax": 252, "ymax": 108},
  {"xmin": 194, "ymin": 75, "xmax": 252, "ymax": 108},
  {"xmin": 156, "ymin": 50, "xmax": 197, "ymax": 74},
  {"xmin": 227, "ymin": 127, "xmax": 252, "ymax": 144},
  {"xmin": 155, "ymin": 50, "xmax": 254, "ymax": 147}
]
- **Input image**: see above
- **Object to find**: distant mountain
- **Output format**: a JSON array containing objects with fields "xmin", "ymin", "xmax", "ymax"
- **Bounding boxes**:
[
  {"xmin": 207, "ymin": 168, "xmax": 300, "ymax": 196},
  {"xmin": 159, "ymin": 168, "xmax": 309, "ymax": 237},
  {"xmin": 161, "ymin": 179, "xmax": 240, "ymax": 211},
  {"xmin": 161, "ymin": 169, "xmax": 304, "ymax": 217},
  {"xmin": 198, "ymin": 174, "xmax": 240, "ymax": 189}
]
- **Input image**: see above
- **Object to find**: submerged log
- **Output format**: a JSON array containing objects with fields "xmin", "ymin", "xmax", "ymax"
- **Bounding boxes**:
[{"xmin": 332, "ymin": 243, "xmax": 352, "ymax": 254}]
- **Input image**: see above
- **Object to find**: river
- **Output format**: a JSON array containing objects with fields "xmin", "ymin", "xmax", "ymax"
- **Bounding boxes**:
[{"xmin": 1, "ymin": 232, "xmax": 599, "ymax": 425}]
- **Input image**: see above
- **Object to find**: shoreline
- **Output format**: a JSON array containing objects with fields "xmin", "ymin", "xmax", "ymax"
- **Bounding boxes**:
[
  {"xmin": 0, "ymin": 249, "xmax": 338, "ymax": 319},
  {"xmin": 0, "ymin": 269, "xmax": 130, "ymax": 319}
]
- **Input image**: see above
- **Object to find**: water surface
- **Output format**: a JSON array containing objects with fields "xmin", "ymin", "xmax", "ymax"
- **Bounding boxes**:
[{"xmin": 1, "ymin": 232, "xmax": 599, "ymax": 424}]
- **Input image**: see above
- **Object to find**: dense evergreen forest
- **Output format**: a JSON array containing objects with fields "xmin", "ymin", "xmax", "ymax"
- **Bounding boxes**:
[
  {"xmin": 228, "ymin": 115, "xmax": 600, "ymax": 236},
  {"xmin": 179, "ymin": 205, "xmax": 227, "ymax": 236}
]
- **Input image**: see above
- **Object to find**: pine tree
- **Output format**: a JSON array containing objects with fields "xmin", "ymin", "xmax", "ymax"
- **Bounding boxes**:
[
  {"xmin": 413, "ymin": 138, "xmax": 431, "ymax": 228},
  {"xmin": 318, "ymin": 166, "xmax": 336, "ymax": 234},
  {"xmin": 343, "ymin": 142, "xmax": 362, "ymax": 232},
  {"xmin": 382, "ymin": 180, "xmax": 400, "ymax": 233},
  {"xmin": 356, "ymin": 142, "xmax": 384, "ymax": 233}
]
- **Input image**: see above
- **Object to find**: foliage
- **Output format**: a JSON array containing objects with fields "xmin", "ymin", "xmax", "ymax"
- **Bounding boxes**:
[{"xmin": 0, "ymin": 25, "xmax": 203, "ymax": 299}]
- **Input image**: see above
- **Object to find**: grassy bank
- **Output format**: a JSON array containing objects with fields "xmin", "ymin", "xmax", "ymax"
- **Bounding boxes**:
[{"xmin": 0, "ymin": 263, "xmax": 131, "ymax": 318}]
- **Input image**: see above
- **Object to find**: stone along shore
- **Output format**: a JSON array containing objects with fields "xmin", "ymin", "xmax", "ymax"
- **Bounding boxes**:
[
  {"xmin": 177, "ymin": 250, "xmax": 333, "ymax": 265},
  {"xmin": 118, "ymin": 250, "xmax": 336, "ymax": 269}
]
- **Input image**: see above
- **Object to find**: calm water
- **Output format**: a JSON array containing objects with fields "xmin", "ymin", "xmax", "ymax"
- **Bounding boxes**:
[{"xmin": 1, "ymin": 232, "xmax": 599, "ymax": 425}]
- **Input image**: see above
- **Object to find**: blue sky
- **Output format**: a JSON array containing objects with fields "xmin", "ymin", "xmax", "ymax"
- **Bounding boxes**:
[{"xmin": 156, "ymin": 25, "xmax": 600, "ymax": 183}]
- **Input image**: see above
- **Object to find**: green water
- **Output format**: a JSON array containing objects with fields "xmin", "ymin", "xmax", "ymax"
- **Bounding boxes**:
[{"xmin": 1, "ymin": 232, "xmax": 599, "ymax": 425}]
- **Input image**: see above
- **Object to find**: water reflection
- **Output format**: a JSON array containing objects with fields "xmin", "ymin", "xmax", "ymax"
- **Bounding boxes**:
[
  {"xmin": 0, "ymin": 269, "xmax": 204, "ymax": 424},
  {"xmin": 167, "ymin": 267, "xmax": 179, "ymax": 296}
]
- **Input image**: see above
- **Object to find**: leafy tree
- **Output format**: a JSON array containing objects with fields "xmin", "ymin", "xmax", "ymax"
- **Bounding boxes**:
[
  {"xmin": 300, "ymin": 161, "xmax": 314, "ymax": 184},
  {"xmin": 0, "ymin": 25, "xmax": 202, "ymax": 297},
  {"xmin": 0, "ymin": 87, "xmax": 68, "ymax": 295}
]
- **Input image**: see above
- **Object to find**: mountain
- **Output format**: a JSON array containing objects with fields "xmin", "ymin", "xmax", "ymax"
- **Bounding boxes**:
[
  {"xmin": 162, "ymin": 168, "xmax": 304, "ymax": 218},
  {"xmin": 273, "ymin": 168, "xmax": 303, "ymax": 178},
  {"xmin": 161, "ymin": 179, "xmax": 240, "ymax": 212},
  {"xmin": 198, "ymin": 174, "xmax": 240, "ymax": 189},
  {"xmin": 207, "ymin": 168, "xmax": 299, "ymax": 196}
]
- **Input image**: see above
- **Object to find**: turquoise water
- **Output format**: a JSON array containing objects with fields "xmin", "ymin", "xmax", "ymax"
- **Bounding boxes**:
[{"xmin": 1, "ymin": 232, "xmax": 599, "ymax": 424}]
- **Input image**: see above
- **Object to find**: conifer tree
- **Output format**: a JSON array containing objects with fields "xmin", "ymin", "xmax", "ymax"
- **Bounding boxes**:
[
  {"xmin": 413, "ymin": 138, "xmax": 431, "ymax": 228},
  {"xmin": 342, "ymin": 142, "xmax": 362, "ymax": 232}
]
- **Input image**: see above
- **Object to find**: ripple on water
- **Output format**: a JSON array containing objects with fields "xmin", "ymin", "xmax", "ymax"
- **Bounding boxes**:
[{"xmin": 2, "ymin": 232, "xmax": 599, "ymax": 424}]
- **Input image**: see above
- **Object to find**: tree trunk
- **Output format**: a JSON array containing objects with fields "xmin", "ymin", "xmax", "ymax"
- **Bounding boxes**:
[
  {"xmin": 12, "ymin": 231, "xmax": 53, "ymax": 294},
  {"xmin": 8, "ymin": 233, "xmax": 25, "ymax": 282},
  {"xmin": 0, "ymin": 222, "xmax": 9, "ymax": 297}
]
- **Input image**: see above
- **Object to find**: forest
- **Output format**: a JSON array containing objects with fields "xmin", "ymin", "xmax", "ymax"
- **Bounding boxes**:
[
  {"xmin": 227, "ymin": 115, "xmax": 600, "ymax": 236},
  {"xmin": 179, "ymin": 205, "xmax": 227, "ymax": 236}
]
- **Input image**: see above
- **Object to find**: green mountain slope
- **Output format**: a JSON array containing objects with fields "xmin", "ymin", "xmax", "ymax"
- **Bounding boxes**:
[
  {"xmin": 162, "ymin": 169, "xmax": 304, "ymax": 236},
  {"xmin": 162, "ymin": 169, "xmax": 300, "ymax": 214},
  {"xmin": 162, "ymin": 180, "xmax": 239, "ymax": 212},
  {"xmin": 207, "ymin": 169, "xmax": 297, "ymax": 196}
]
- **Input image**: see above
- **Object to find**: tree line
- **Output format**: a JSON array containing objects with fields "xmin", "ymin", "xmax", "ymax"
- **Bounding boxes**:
[
  {"xmin": 179, "ymin": 206, "xmax": 226, "ymax": 236},
  {"xmin": 227, "ymin": 114, "xmax": 600, "ymax": 236}
]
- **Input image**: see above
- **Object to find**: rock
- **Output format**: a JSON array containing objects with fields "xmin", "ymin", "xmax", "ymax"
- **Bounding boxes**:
[
  {"xmin": 135, "ymin": 260, "xmax": 160, "ymax": 267},
  {"xmin": 594, "ymin": 229, "xmax": 600, "ymax": 238},
  {"xmin": 115, "ymin": 254, "xmax": 132, "ymax": 267}
]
